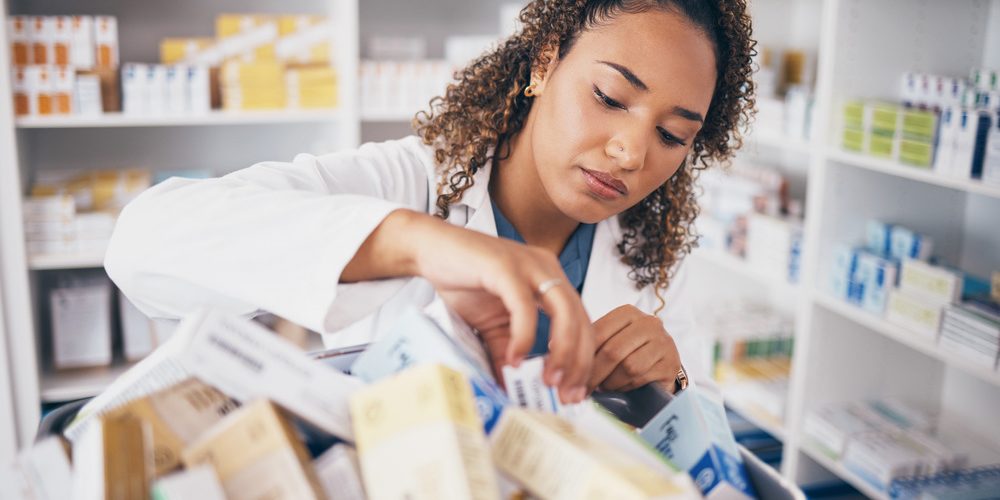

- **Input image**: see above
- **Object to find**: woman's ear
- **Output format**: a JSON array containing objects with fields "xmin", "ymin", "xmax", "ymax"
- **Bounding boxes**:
[{"xmin": 530, "ymin": 42, "xmax": 561, "ymax": 95}]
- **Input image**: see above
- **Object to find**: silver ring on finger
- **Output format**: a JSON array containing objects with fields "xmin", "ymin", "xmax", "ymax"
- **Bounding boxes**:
[{"xmin": 536, "ymin": 278, "xmax": 564, "ymax": 296}]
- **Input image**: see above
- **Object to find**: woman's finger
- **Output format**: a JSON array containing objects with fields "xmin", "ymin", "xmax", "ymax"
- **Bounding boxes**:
[
  {"xmin": 538, "ymin": 279, "xmax": 591, "ymax": 402},
  {"xmin": 492, "ymin": 273, "xmax": 539, "ymax": 367},
  {"xmin": 592, "ymin": 304, "xmax": 641, "ymax": 348},
  {"xmin": 600, "ymin": 343, "xmax": 664, "ymax": 391},
  {"xmin": 478, "ymin": 325, "xmax": 512, "ymax": 387},
  {"xmin": 589, "ymin": 324, "xmax": 649, "ymax": 390}
]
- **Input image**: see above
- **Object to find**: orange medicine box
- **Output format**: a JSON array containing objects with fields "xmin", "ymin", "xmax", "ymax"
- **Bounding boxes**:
[
  {"xmin": 52, "ymin": 66, "xmax": 75, "ymax": 114},
  {"xmin": 94, "ymin": 16, "xmax": 118, "ymax": 68},
  {"xmin": 24, "ymin": 66, "xmax": 54, "ymax": 115},
  {"xmin": 29, "ymin": 16, "xmax": 55, "ymax": 65},
  {"xmin": 8, "ymin": 16, "xmax": 31, "ymax": 65},
  {"xmin": 52, "ymin": 16, "xmax": 72, "ymax": 66},
  {"xmin": 11, "ymin": 67, "xmax": 30, "ymax": 116}
]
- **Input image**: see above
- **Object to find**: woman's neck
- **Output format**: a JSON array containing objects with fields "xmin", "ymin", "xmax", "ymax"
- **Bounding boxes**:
[{"xmin": 489, "ymin": 128, "xmax": 580, "ymax": 256}]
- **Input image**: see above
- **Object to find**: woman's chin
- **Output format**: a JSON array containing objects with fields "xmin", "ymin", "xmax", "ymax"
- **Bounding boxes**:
[{"xmin": 556, "ymin": 195, "xmax": 619, "ymax": 225}]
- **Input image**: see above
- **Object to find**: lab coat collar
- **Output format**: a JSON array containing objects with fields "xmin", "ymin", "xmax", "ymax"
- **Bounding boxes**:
[
  {"xmin": 448, "ymin": 152, "xmax": 643, "ymax": 319},
  {"xmin": 581, "ymin": 216, "xmax": 644, "ymax": 319}
]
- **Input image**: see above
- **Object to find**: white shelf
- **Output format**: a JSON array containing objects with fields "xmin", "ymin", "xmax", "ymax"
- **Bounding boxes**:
[
  {"xmin": 749, "ymin": 128, "xmax": 814, "ymax": 156},
  {"xmin": 827, "ymin": 149, "xmax": 1000, "ymax": 200},
  {"xmin": 800, "ymin": 443, "xmax": 889, "ymax": 500},
  {"xmin": 39, "ymin": 363, "xmax": 134, "ymax": 403},
  {"xmin": 28, "ymin": 253, "xmax": 105, "ymax": 271},
  {"xmin": 723, "ymin": 391, "xmax": 788, "ymax": 442},
  {"xmin": 360, "ymin": 110, "xmax": 416, "ymax": 123},
  {"xmin": 690, "ymin": 249, "xmax": 799, "ymax": 295},
  {"xmin": 15, "ymin": 109, "xmax": 344, "ymax": 129},
  {"xmin": 813, "ymin": 293, "xmax": 1000, "ymax": 389}
]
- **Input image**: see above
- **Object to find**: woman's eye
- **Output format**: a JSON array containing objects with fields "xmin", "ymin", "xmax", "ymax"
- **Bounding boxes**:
[
  {"xmin": 658, "ymin": 127, "xmax": 687, "ymax": 147},
  {"xmin": 593, "ymin": 86, "xmax": 625, "ymax": 110}
]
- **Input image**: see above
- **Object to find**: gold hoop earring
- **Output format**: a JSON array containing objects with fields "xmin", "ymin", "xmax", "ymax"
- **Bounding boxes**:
[{"xmin": 524, "ymin": 83, "xmax": 538, "ymax": 97}]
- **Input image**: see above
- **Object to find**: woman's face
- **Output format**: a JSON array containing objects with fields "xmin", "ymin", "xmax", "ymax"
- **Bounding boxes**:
[{"xmin": 528, "ymin": 8, "xmax": 717, "ymax": 224}]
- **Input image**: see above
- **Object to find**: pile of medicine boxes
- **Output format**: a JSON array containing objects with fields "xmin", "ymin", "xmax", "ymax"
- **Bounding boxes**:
[
  {"xmin": 8, "ymin": 16, "xmax": 119, "ymax": 117},
  {"xmin": 804, "ymin": 399, "xmax": 994, "ymax": 492},
  {"xmin": 830, "ymin": 220, "xmax": 1000, "ymax": 371},
  {"xmin": 841, "ymin": 68, "xmax": 1000, "ymax": 185},
  {"xmin": 697, "ymin": 162, "xmax": 805, "ymax": 285},
  {"xmin": 7, "ymin": 14, "xmax": 339, "ymax": 117}
]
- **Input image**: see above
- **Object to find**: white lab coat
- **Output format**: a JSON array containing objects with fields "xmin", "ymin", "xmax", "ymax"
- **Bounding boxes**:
[{"xmin": 104, "ymin": 136, "xmax": 710, "ymax": 382}]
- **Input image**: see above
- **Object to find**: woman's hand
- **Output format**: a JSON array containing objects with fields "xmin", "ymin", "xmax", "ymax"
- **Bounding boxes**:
[
  {"xmin": 588, "ymin": 305, "xmax": 682, "ymax": 393},
  {"xmin": 342, "ymin": 209, "xmax": 594, "ymax": 403}
]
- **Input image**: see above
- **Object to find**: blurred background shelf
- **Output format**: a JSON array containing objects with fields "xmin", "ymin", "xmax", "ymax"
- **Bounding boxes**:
[
  {"xmin": 722, "ymin": 389, "xmax": 788, "ymax": 442},
  {"xmin": 812, "ymin": 293, "xmax": 1000, "ymax": 389},
  {"xmin": 747, "ymin": 127, "xmax": 814, "ymax": 156},
  {"xmin": 15, "ymin": 109, "xmax": 345, "ymax": 129},
  {"xmin": 39, "ymin": 363, "xmax": 136, "ymax": 403},
  {"xmin": 800, "ymin": 443, "xmax": 889, "ymax": 500},
  {"xmin": 27, "ymin": 253, "xmax": 106, "ymax": 271},
  {"xmin": 689, "ymin": 249, "xmax": 799, "ymax": 295},
  {"xmin": 360, "ymin": 110, "xmax": 415, "ymax": 123},
  {"xmin": 827, "ymin": 149, "xmax": 1000, "ymax": 200}
]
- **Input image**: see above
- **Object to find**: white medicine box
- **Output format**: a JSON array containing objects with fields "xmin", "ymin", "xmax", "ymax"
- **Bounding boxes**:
[{"xmin": 48, "ymin": 271, "xmax": 113, "ymax": 369}]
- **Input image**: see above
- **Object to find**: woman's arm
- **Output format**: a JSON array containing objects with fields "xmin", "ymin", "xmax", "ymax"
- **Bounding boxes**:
[
  {"xmin": 106, "ymin": 138, "xmax": 593, "ymax": 402},
  {"xmin": 105, "ymin": 139, "xmax": 432, "ymax": 334},
  {"xmin": 343, "ymin": 208, "xmax": 595, "ymax": 403}
]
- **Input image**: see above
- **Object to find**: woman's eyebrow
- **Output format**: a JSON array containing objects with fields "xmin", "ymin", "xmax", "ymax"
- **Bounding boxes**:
[
  {"xmin": 596, "ymin": 60, "xmax": 704, "ymax": 124},
  {"xmin": 596, "ymin": 60, "xmax": 648, "ymax": 91},
  {"xmin": 673, "ymin": 106, "xmax": 704, "ymax": 123}
]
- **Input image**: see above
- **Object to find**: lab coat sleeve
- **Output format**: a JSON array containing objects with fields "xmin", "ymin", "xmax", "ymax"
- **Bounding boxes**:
[
  {"xmin": 656, "ymin": 261, "xmax": 713, "ymax": 387},
  {"xmin": 104, "ymin": 138, "xmax": 435, "ymax": 334}
]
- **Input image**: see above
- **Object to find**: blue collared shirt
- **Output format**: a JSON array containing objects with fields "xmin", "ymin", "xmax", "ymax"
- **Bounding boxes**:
[{"xmin": 491, "ymin": 199, "xmax": 596, "ymax": 355}]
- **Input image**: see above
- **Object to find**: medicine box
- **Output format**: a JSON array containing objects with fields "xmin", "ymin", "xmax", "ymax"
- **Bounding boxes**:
[
  {"xmin": 350, "ymin": 364, "xmax": 500, "ymax": 500},
  {"xmin": 351, "ymin": 307, "xmax": 507, "ymax": 432},
  {"xmin": 49, "ymin": 271, "xmax": 113, "ymax": 369},
  {"xmin": 639, "ymin": 386, "xmax": 757, "ymax": 499},
  {"xmin": 182, "ymin": 399, "xmax": 325, "ymax": 500}
]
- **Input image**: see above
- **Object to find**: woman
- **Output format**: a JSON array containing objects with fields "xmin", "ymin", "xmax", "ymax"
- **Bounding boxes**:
[{"xmin": 105, "ymin": 0, "xmax": 755, "ymax": 405}]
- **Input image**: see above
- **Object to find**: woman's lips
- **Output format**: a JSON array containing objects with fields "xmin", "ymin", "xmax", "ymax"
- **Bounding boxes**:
[{"xmin": 580, "ymin": 167, "xmax": 628, "ymax": 200}]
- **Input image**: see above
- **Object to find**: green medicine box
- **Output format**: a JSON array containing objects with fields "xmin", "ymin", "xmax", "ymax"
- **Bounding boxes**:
[
  {"xmin": 899, "ymin": 138, "xmax": 934, "ymax": 168},
  {"xmin": 902, "ymin": 109, "xmax": 939, "ymax": 142}
]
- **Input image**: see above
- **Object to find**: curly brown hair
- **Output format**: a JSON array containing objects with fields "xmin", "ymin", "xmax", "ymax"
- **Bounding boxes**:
[{"xmin": 414, "ymin": 0, "xmax": 756, "ymax": 307}]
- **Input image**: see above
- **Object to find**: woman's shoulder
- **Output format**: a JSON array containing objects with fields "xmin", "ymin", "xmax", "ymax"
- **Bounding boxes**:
[{"xmin": 310, "ymin": 135, "xmax": 437, "ymax": 174}]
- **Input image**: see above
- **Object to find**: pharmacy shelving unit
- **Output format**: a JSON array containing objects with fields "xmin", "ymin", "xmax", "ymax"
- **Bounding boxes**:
[
  {"xmin": 781, "ymin": 0, "xmax": 1000, "ymax": 497},
  {"xmin": 687, "ymin": 0, "xmax": 1000, "ymax": 496},
  {"xmin": 0, "ymin": 0, "xmax": 360, "ymax": 452}
]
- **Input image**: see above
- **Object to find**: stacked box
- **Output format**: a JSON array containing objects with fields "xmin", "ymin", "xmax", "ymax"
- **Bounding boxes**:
[
  {"xmin": 215, "ymin": 14, "xmax": 279, "ymax": 62},
  {"xmin": 94, "ymin": 16, "xmax": 118, "ymax": 68},
  {"xmin": 72, "ymin": 413, "xmax": 155, "ymax": 500},
  {"xmin": 639, "ymin": 386, "xmax": 758, "ymax": 499},
  {"xmin": 841, "ymin": 100, "xmax": 865, "ymax": 152},
  {"xmin": 182, "ymin": 400, "xmax": 326, "ymax": 500},
  {"xmin": 493, "ymin": 408, "xmax": 694, "ymax": 499},
  {"xmin": 351, "ymin": 306, "xmax": 508, "ymax": 432},
  {"xmin": 220, "ymin": 61, "xmax": 286, "ymax": 110},
  {"xmin": 276, "ymin": 15, "xmax": 332, "ymax": 65},
  {"xmin": 938, "ymin": 303, "xmax": 1000, "ymax": 370},
  {"xmin": 106, "ymin": 378, "xmax": 238, "ymax": 476},
  {"xmin": 899, "ymin": 107, "xmax": 939, "ymax": 167},
  {"xmin": 285, "ymin": 65, "xmax": 337, "ymax": 109},
  {"xmin": 867, "ymin": 101, "xmax": 902, "ymax": 159},
  {"xmin": 151, "ymin": 466, "xmax": 226, "ymax": 500},
  {"xmin": 159, "ymin": 38, "xmax": 214, "ymax": 64},
  {"xmin": 9, "ymin": 16, "xmax": 31, "ymax": 65},
  {"xmin": 350, "ymin": 364, "xmax": 500, "ymax": 500}
]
